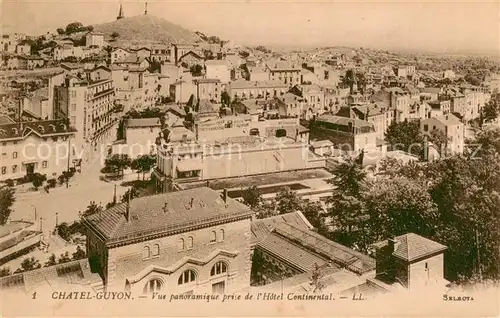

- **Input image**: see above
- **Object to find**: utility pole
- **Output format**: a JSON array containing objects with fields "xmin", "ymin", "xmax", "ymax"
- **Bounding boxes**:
[
  {"xmin": 66, "ymin": 137, "xmax": 71, "ymax": 188},
  {"xmin": 40, "ymin": 217, "xmax": 43, "ymax": 232},
  {"xmin": 33, "ymin": 206, "xmax": 37, "ymax": 221},
  {"xmin": 113, "ymin": 184, "xmax": 117, "ymax": 204},
  {"xmin": 55, "ymin": 212, "xmax": 59, "ymax": 227}
]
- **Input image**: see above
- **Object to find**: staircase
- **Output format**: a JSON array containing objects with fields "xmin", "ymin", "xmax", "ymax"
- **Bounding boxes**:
[{"xmin": 90, "ymin": 280, "xmax": 105, "ymax": 293}]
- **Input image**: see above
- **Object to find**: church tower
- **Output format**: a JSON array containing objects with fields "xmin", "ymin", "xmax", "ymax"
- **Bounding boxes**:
[{"xmin": 117, "ymin": 3, "xmax": 124, "ymax": 20}]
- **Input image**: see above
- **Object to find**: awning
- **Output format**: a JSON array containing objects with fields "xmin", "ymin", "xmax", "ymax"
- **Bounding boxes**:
[{"xmin": 176, "ymin": 160, "xmax": 203, "ymax": 172}]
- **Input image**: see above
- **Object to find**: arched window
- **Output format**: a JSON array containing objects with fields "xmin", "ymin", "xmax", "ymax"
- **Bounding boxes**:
[
  {"xmin": 187, "ymin": 237, "xmax": 193, "ymax": 249},
  {"xmin": 178, "ymin": 238, "xmax": 185, "ymax": 251},
  {"xmin": 142, "ymin": 246, "xmax": 150, "ymax": 260},
  {"xmin": 143, "ymin": 278, "xmax": 162, "ymax": 293},
  {"xmin": 275, "ymin": 129, "xmax": 287, "ymax": 138},
  {"xmin": 218, "ymin": 229, "xmax": 225, "ymax": 242},
  {"xmin": 152, "ymin": 244, "xmax": 160, "ymax": 257},
  {"xmin": 210, "ymin": 231, "xmax": 216, "ymax": 243},
  {"xmin": 210, "ymin": 261, "xmax": 228, "ymax": 276},
  {"xmin": 178, "ymin": 270, "xmax": 196, "ymax": 285}
]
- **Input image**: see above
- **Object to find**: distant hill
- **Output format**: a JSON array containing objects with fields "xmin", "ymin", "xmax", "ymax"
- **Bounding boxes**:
[{"xmin": 93, "ymin": 14, "xmax": 201, "ymax": 44}]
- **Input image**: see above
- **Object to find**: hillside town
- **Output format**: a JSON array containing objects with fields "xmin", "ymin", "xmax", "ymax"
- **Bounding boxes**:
[{"xmin": 0, "ymin": 4, "xmax": 499, "ymax": 306}]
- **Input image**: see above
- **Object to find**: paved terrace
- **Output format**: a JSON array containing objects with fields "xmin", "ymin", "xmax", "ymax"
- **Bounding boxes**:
[{"xmin": 179, "ymin": 168, "xmax": 333, "ymax": 191}]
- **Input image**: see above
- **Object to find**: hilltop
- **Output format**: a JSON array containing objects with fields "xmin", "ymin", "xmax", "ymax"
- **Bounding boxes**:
[{"xmin": 92, "ymin": 14, "xmax": 201, "ymax": 44}]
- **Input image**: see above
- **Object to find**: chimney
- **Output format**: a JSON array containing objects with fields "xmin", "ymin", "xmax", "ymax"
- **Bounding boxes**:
[
  {"xmin": 388, "ymin": 236, "xmax": 398, "ymax": 254},
  {"xmin": 222, "ymin": 189, "xmax": 228, "ymax": 203},
  {"xmin": 125, "ymin": 191, "xmax": 131, "ymax": 222}
]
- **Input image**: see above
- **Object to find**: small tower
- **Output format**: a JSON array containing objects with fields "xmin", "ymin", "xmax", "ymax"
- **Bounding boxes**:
[
  {"xmin": 144, "ymin": 1, "xmax": 148, "ymax": 15},
  {"xmin": 117, "ymin": 3, "xmax": 124, "ymax": 20}
]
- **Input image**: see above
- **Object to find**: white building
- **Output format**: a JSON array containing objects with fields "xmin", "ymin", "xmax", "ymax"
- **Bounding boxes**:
[
  {"xmin": 85, "ymin": 32, "xmax": 105, "ymax": 48},
  {"xmin": 204, "ymin": 60, "xmax": 230, "ymax": 83},
  {"xmin": 421, "ymin": 114, "xmax": 464, "ymax": 154}
]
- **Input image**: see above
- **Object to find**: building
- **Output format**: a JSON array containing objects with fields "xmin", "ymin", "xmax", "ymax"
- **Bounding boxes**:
[
  {"xmin": 15, "ymin": 44, "xmax": 31, "ymax": 55},
  {"xmin": 0, "ymin": 221, "xmax": 42, "ymax": 266},
  {"xmin": 265, "ymin": 61, "xmax": 301, "ymax": 87},
  {"xmin": 0, "ymin": 119, "xmax": 77, "ymax": 181},
  {"xmin": 371, "ymin": 233, "xmax": 448, "ymax": 290},
  {"xmin": 171, "ymin": 43, "xmax": 202, "ymax": 64},
  {"xmin": 110, "ymin": 48, "xmax": 131, "ymax": 64},
  {"xmin": 315, "ymin": 114, "xmax": 380, "ymax": 152},
  {"xmin": 53, "ymin": 44, "xmax": 84, "ymax": 61},
  {"xmin": 193, "ymin": 78, "xmax": 221, "ymax": 102},
  {"xmin": 178, "ymin": 51, "xmax": 204, "ymax": 68},
  {"xmin": 421, "ymin": 114, "xmax": 464, "ymax": 154},
  {"xmin": 228, "ymin": 80, "xmax": 288, "ymax": 100},
  {"xmin": 82, "ymin": 187, "xmax": 254, "ymax": 293},
  {"xmin": 439, "ymin": 88, "xmax": 466, "ymax": 118},
  {"xmin": 113, "ymin": 118, "xmax": 161, "ymax": 159},
  {"xmin": 427, "ymin": 100, "xmax": 451, "ymax": 118},
  {"xmin": 274, "ymin": 93, "xmax": 304, "ymax": 118},
  {"xmin": 54, "ymin": 75, "xmax": 118, "ymax": 161},
  {"xmin": 246, "ymin": 65, "xmax": 269, "ymax": 82},
  {"xmin": 150, "ymin": 44, "xmax": 172, "ymax": 63},
  {"xmin": 289, "ymin": 84, "xmax": 326, "ymax": 119},
  {"xmin": 17, "ymin": 55, "xmax": 45, "ymax": 70},
  {"xmin": 205, "ymin": 60, "xmax": 230, "ymax": 83},
  {"xmin": 85, "ymin": 32, "xmax": 105, "ymax": 47},
  {"xmin": 154, "ymin": 116, "xmax": 320, "ymax": 188}
]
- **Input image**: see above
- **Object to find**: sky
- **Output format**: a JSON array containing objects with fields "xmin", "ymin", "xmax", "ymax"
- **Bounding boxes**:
[{"xmin": 1, "ymin": 0, "xmax": 499, "ymax": 54}]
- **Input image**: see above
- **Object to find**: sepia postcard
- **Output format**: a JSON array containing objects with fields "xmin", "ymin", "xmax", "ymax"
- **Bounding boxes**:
[{"xmin": 0, "ymin": 0, "xmax": 499, "ymax": 316}]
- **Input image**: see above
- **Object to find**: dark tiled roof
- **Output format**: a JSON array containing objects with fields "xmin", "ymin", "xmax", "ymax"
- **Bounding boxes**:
[
  {"xmin": 258, "ymin": 232, "xmax": 331, "ymax": 272},
  {"xmin": 84, "ymin": 187, "xmax": 254, "ymax": 246},
  {"xmin": 274, "ymin": 223, "xmax": 376, "ymax": 274},
  {"xmin": 0, "ymin": 119, "xmax": 76, "ymax": 141},
  {"xmin": 316, "ymin": 114, "xmax": 374, "ymax": 129},
  {"xmin": 0, "ymin": 259, "xmax": 101, "ymax": 292},
  {"xmin": 372, "ymin": 233, "xmax": 447, "ymax": 262},
  {"xmin": 126, "ymin": 118, "xmax": 161, "ymax": 128},
  {"xmin": 251, "ymin": 211, "xmax": 313, "ymax": 245}
]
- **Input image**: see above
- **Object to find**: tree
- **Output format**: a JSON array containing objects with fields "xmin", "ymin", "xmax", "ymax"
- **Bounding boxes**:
[
  {"xmin": 18, "ymin": 257, "xmax": 41, "ymax": 272},
  {"xmin": 202, "ymin": 49, "xmax": 214, "ymax": 60},
  {"xmin": 472, "ymin": 126, "xmax": 500, "ymax": 156},
  {"xmin": 301, "ymin": 202, "xmax": 328, "ymax": 236},
  {"xmin": 480, "ymin": 98, "xmax": 499, "ymax": 123},
  {"xmin": 104, "ymin": 154, "xmax": 131, "ymax": 178},
  {"xmin": 330, "ymin": 159, "xmax": 367, "ymax": 196},
  {"xmin": 241, "ymin": 186, "xmax": 262, "ymax": 208},
  {"xmin": 121, "ymin": 188, "xmax": 139, "ymax": 203},
  {"xmin": 0, "ymin": 267, "xmax": 11, "ymax": 277},
  {"xmin": 275, "ymin": 187, "xmax": 302, "ymax": 215},
  {"xmin": 65, "ymin": 22, "xmax": 84, "ymax": 34},
  {"xmin": 189, "ymin": 64, "xmax": 203, "ymax": 76},
  {"xmin": 385, "ymin": 120, "xmax": 424, "ymax": 156},
  {"xmin": 56, "ymin": 28, "xmax": 65, "ymax": 35},
  {"xmin": 72, "ymin": 246, "xmax": 86, "ymax": 260},
  {"xmin": 80, "ymin": 201, "xmax": 103, "ymax": 218},
  {"xmin": 0, "ymin": 186, "xmax": 15, "ymax": 225},
  {"xmin": 221, "ymin": 91, "xmax": 230, "ymax": 106},
  {"xmin": 58, "ymin": 252, "xmax": 71, "ymax": 264},
  {"xmin": 56, "ymin": 222, "xmax": 72, "ymax": 241},
  {"xmin": 44, "ymin": 254, "xmax": 57, "ymax": 267},
  {"xmin": 309, "ymin": 263, "xmax": 327, "ymax": 293},
  {"xmin": 464, "ymin": 74, "xmax": 482, "ymax": 86},
  {"xmin": 239, "ymin": 51, "xmax": 250, "ymax": 59},
  {"xmin": 31, "ymin": 173, "xmax": 45, "ymax": 190},
  {"xmin": 131, "ymin": 155, "xmax": 156, "ymax": 180},
  {"xmin": 111, "ymin": 32, "xmax": 119, "ymax": 41},
  {"xmin": 428, "ymin": 127, "xmax": 450, "ymax": 153}
]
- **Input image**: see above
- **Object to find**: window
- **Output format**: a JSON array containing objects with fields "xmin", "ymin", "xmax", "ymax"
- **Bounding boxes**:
[
  {"xmin": 71, "ymin": 103, "xmax": 76, "ymax": 111},
  {"xmin": 178, "ymin": 270, "xmax": 196, "ymax": 285},
  {"xmin": 424, "ymin": 124, "xmax": 428, "ymax": 132},
  {"xmin": 12, "ymin": 151, "xmax": 17, "ymax": 159},
  {"xmin": 425, "ymin": 262, "xmax": 428, "ymax": 270},
  {"xmin": 152, "ymin": 244, "xmax": 160, "ymax": 257},
  {"xmin": 143, "ymin": 278, "xmax": 162, "ymax": 293},
  {"xmin": 218, "ymin": 229, "xmax": 225, "ymax": 242},
  {"xmin": 210, "ymin": 231, "xmax": 216, "ymax": 243},
  {"xmin": 178, "ymin": 238, "xmax": 185, "ymax": 251},
  {"xmin": 187, "ymin": 236, "xmax": 193, "ymax": 249},
  {"xmin": 210, "ymin": 261, "xmax": 228, "ymax": 276},
  {"xmin": 142, "ymin": 246, "xmax": 150, "ymax": 260},
  {"xmin": 12, "ymin": 165, "xmax": 17, "ymax": 173},
  {"xmin": 42, "ymin": 161, "xmax": 48, "ymax": 169},
  {"xmin": 1, "ymin": 166, "xmax": 6, "ymax": 175}
]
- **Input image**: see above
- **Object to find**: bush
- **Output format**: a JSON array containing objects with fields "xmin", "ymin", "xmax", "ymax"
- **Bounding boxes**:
[
  {"xmin": 69, "ymin": 167, "xmax": 76, "ymax": 174},
  {"xmin": 4, "ymin": 179, "xmax": 14, "ymax": 187},
  {"xmin": 47, "ymin": 179, "xmax": 57, "ymax": 188}
]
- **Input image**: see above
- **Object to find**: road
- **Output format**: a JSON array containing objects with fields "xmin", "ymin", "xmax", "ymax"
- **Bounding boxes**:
[{"xmin": 10, "ymin": 154, "xmax": 130, "ymax": 235}]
